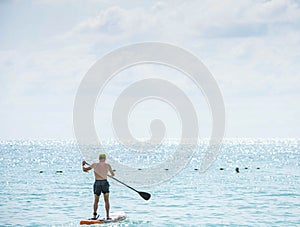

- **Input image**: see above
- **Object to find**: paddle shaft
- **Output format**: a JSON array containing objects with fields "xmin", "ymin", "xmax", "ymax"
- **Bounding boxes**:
[
  {"xmin": 83, "ymin": 162, "xmax": 151, "ymax": 200},
  {"xmin": 108, "ymin": 175, "xmax": 139, "ymax": 193}
]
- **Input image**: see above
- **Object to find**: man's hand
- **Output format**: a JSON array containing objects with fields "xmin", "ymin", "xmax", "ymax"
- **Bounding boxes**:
[{"xmin": 82, "ymin": 162, "xmax": 92, "ymax": 172}]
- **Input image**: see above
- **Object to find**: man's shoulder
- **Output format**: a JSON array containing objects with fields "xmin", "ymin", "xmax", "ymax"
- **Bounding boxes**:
[{"xmin": 91, "ymin": 162, "xmax": 98, "ymax": 168}]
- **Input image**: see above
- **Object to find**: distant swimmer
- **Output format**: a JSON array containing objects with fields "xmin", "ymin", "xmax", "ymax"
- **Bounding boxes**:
[
  {"xmin": 235, "ymin": 167, "xmax": 240, "ymax": 173},
  {"xmin": 82, "ymin": 154, "xmax": 115, "ymax": 220}
]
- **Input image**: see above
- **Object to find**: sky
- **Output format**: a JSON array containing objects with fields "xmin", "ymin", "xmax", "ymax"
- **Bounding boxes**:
[{"xmin": 0, "ymin": 0, "xmax": 299, "ymax": 140}]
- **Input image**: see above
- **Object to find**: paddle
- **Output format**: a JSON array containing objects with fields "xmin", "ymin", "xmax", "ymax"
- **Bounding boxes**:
[
  {"xmin": 108, "ymin": 175, "xmax": 151, "ymax": 200},
  {"xmin": 84, "ymin": 162, "xmax": 151, "ymax": 200}
]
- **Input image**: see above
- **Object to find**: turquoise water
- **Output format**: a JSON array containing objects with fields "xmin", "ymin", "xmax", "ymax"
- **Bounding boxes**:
[{"xmin": 0, "ymin": 139, "xmax": 299, "ymax": 226}]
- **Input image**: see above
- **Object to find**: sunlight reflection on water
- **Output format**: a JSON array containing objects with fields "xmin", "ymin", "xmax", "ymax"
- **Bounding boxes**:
[{"xmin": 0, "ymin": 139, "xmax": 299, "ymax": 226}]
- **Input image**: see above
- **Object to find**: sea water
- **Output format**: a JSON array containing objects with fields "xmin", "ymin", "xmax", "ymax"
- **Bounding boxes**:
[{"xmin": 0, "ymin": 139, "xmax": 299, "ymax": 226}]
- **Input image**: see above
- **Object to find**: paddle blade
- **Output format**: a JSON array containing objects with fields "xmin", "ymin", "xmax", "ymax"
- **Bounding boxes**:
[{"xmin": 138, "ymin": 191, "xmax": 151, "ymax": 200}]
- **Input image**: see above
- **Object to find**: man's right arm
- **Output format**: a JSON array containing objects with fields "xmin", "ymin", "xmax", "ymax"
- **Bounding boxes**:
[{"xmin": 108, "ymin": 164, "xmax": 115, "ymax": 177}]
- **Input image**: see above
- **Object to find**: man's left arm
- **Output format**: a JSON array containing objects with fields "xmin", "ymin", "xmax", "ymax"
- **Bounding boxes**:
[{"xmin": 82, "ymin": 160, "xmax": 93, "ymax": 172}]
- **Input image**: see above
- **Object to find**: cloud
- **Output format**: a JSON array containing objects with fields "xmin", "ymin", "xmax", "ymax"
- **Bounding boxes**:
[{"xmin": 0, "ymin": 0, "xmax": 299, "ymax": 138}]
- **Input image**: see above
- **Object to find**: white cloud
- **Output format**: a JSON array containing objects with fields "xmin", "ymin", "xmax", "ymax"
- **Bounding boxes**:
[{"xmin": 0, "ymin": 0, "xmax": 299, "ymax": 139}]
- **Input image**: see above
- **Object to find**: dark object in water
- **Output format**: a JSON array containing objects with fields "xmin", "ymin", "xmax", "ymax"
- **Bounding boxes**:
[
  {"xmin": 235, "ymin": 167, "xmax": 240, "ymax": 173},
  {"xmin": 56, "ymin": 170, "xmax": 63, "ymax": 173},
  {"xmin": 39, "ymin": 170, "xmax": 43, "ymax": 173},
  {"xmin": 219, "ymin": 168, "xmax": 224, "ymax": 170},
  {"xmin": 194, "ymin": 168, "xmax": 198, "ymax": 171},
  {"xmin": 165, "ymin": 168, "xmax": 169, "ymax": 171},
  {"xmin": 137, "ymin": 168, "xmax": 142, "ymax": 170},
  {"xmin": 257, "ymin": 167, "xmax": 260, "ymax": 169},
  {"xmin": 245, "ymin": 167, "xmax": 248, "ymax": 169}
]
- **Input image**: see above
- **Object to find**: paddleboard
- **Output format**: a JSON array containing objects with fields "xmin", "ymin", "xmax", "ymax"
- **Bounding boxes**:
[{"xmin": 80, "ymin": 211, "xmax": 126, "ymax": 225}]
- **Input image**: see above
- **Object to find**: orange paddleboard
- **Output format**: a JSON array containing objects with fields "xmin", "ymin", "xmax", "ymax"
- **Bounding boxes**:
[{"xmin": 80, "ymin": 211, "xmax": 126, "ymax": 225}]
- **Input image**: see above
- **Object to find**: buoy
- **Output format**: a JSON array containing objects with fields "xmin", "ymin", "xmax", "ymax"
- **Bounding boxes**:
[
  {"xmin": 56, "ymin": 170, "xmax": 63, "ymax": 173},
  {"xmin": 235, "ymin": 167, "xmax": 240, "ymax": 173},
  {"xmin": 256, "ymin": 167, "xmax": 260, "ymax": 169},
  {"xmin": 245, "ymin": 167, "xmax": 248, "ymax": 169},
  {"xmin": 219, "ymin": 168, "xmax": 224, "ymax": 170},
  {"xmin": 137, "ymin": 168, "xmax": 142, "ymax": 170},
  {"xmin": 39, "ymin": 170, "xmax": 43, "ymax": 173},
  {"xmin": 194, "ymin": 168, "xmax": 198, "ymax": 171},
  {"xmin": 165, "ymin": 168, "xmax": 169, "ymax": 171}
]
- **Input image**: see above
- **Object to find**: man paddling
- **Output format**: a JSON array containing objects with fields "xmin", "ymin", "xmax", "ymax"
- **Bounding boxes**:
[{"xmin": 82, "ymin": 154, "xmax": 115, "ymax": 220}]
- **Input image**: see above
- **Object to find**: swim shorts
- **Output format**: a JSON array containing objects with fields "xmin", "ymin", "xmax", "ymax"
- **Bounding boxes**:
[{"xmin": 93, "ymin": 180, "xmax": 110, "ymax": 196}]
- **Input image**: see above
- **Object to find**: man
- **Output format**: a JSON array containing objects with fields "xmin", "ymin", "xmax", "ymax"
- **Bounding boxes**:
[{"xmin": 82, "ymin": 154, "xmax": 115, "ymax": 220}]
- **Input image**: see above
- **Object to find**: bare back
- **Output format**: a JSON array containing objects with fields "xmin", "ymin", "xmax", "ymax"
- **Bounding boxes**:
[{"xmin": 91, "ymin": 162, "xmax": 113, "ymax": 180}]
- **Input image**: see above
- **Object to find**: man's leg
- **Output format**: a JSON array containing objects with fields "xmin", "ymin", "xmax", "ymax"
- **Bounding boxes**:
[
  {"xmin": 103, "ymin": 193, "xmax": 110, "ymax": 219},
  {"xmin": 93, "ymin": 194, "xmax": 100, "ymax": 219}
]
